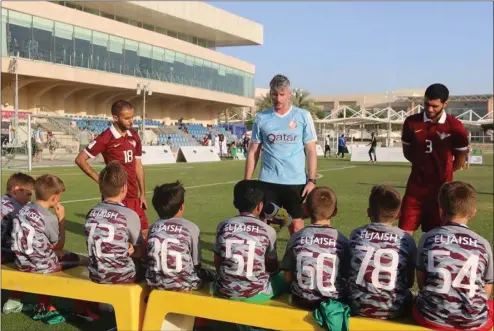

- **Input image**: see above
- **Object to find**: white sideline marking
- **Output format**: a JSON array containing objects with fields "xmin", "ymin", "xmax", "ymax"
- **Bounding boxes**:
[
  {"xmin": 61, "ymin": 165, "xmax": 356, "ymax": 205},
  {"xmin": 62, "ymin": 181, "xmax": 239, "ymax": 205},
  {"xmin": 318, "ymin": 165, "xmax": 356, "ymax": 172}
]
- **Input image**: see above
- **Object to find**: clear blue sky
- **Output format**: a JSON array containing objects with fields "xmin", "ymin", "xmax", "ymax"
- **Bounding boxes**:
[{"xmin": 212, "ymin": 1, "xmax": 493, "ymax": 95}]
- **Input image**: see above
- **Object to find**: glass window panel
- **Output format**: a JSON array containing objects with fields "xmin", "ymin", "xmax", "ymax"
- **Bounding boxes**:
[
  {"xmin": 116, "ymin": 16, "xmax": 128, "ymax": 24},
  {"xmin": 193, "ymin": 57, "xmax": 203, "ymax": 87},
  {"xmin": 74, "ymin": 27, "xmax": 91, "ymax": 68},
  {"xmin": 32, "ymin": 16, "xmax": 53, "ymax": 32},
  {"xmin": 101, "ymin": 12, "xmax": 114, "ymax": 20},
  {"xmin": 123, "ymin": 39, "xmax": 138, "ymax": 76},
  {"xmin": 178, "ymin": 32, "xmax": 187, "ymax": 41},
  {"xmin": 184, "ymin": 55, "xmax": 194, "ymax": 84},
  {"xmin": 143, "ymin": 23, "xmax": 154, "ymax": 31},
  {"xmin": 108, "ymin": 35, "xmax": 124, "ymax": 74},
  {"xmin": 83, "ymin": 7, "xmax": 99, "ymax": 15},
  {"xmin": 91, "ymin": 31, "xmax": 108, "ymax": 71},
  {"xmin": 151, "ymin": 46, "xmax": 165, "ymax": 80},
  {"xmin": 198, "ymin": 38, "xmax": 207, "ymax": 48},
  {"xmin": 32, "ymin": 16, "xmax": 53, "ymax": 62},
  {"xmin": 2, "ymin": 9, "xmax": 8, "ymax": 57},
  {"xmin": 164, "ymin": 49, "xmax": 175, "ymax": 63},
  {"xmin": 54, "ymin": 22, "xmax": 73, "ymax": 65},
  {"xmin": 211, "ymin": 63, "xmax": 219, "ymax": 91},
  {"xmin": 137, "ymin": 43, "xmax": 152, "ymax": 77},
  {"xmin": 66, "ymin": 2, "xmax": 82, "ymax": 10},
  {"xmin": 167, "ymin": 30, "xmax": 178, "ymax": 38},
  {"xmin": 155, "ymin": 26, "xmax": 167, "ymax": 35},
  {"xmin": 173, "ymin": 52, "xmax": 186, "ymax": 83},
  {"xmin": 8, "ymin": 10, "xmax": 32, "ymax": 28}
]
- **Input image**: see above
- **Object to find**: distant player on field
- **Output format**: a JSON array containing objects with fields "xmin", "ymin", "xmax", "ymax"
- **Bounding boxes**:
[
  {"xmin": 75, "ymin": 100, "xmax": 149, "ymax": 238},
  {"xmin": 413, "ymin": 181, "xmax": 493, "ymax": 331},
  {"xmin": 399, "ymin": 83, "xmax": 468, "ymax": 234},
  {"xmin": 280, "ymin": 187, "xmax": 348, "ymax": 310},
  {"xmin": 348, "ymin": 185, "xmax": 416, "ymax": 319},
  {"xmin": 244, "ymin": 74, "xmax": 318, "ymax": 234}
]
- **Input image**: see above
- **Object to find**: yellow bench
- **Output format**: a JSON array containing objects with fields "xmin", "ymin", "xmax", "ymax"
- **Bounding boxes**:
[
  {"xmin": 143, "ymin": 284, "xmax": 429, "ymax": 331},
  {"xmin": 1, "ymin": 264, "xmax": 149, "ymax": 331}
]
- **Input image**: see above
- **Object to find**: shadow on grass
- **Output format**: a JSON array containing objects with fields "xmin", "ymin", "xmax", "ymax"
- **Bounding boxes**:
[{"xmin": 65, "ymin": 218, "xmax": 85, "ymax": 237}]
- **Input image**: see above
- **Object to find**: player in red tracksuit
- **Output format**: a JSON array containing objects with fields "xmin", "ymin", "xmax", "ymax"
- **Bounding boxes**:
[
  {"xmin": 75, "ymin": 100, "xmax": 149, "ymax": 238},
  {"xmin": 399, "ymin": 84, "xmax": 469, "ymax": 235}
]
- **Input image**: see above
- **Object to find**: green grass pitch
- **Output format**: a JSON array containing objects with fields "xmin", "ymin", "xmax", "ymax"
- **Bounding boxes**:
[{"xmin": 1, "ymin": 156, "xmax": 493, "ymax": 331}]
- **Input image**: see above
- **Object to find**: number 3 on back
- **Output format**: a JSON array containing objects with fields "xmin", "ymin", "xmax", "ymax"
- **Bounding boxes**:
[{"xmin": 425, "ymin": 140, "xmax": 433, "ymax": 153}]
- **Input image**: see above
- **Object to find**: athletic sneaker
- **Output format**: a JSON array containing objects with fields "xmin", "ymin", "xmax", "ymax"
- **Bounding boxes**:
[
  {"xmin": 74, "ymin": 304, "xmax": 100, "ymax": 322},
  {"xmin": 2, "ymin": 298, "xmax": 23, "ymax": 314},
  {"xmin": 264, "ymin": 203, "xmax": 292, "ymax": 232}
]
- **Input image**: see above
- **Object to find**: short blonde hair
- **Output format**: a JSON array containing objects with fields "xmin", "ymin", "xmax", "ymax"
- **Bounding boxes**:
[
  {"xmin": 34, "ymin": 175, "xmax": 65, "ymax": 201},
  {"xmin": 306, "ymin": 187, "xmax": 337, "ymax": 221},
  {"xmin": 99, "ymin": 161, "xmax": 128, "ymax": 198},
  {"xmin": 368, "ymin": 185, "xmax": 401, "ymax": 222},
  {"xmin": 439, "ymin": 181, "xmax": 476, "ymax": 218}
]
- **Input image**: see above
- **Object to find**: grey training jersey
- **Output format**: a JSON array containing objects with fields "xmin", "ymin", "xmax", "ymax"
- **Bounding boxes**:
[
  {"xmin": 348, "ymin": 223, "xmax": 416, "ymax": 319},
  {"xmin": 214, "ymin": 215, "xmax": 277, "ymax": 299},
  {"xmin": 1, "ymin": 194, "xmax": 22, "ymax": 258},
  {"xmin": 417, "ymin": 223, "xmax": 493, "ymax": 329},
  {"xmin": 85, "ymin": 202, "xmax": 141, "ymax": 284},
  {"xmin": 12, "ymin": 202, "xmax": 60, "ymax": 273},
  {"xmin": 280, "ymin": 224, "xmax": 349, "ymax": 302},
  {"xmin": 146, "ymin": 218, "xmax": 202, "ymax": 291}
]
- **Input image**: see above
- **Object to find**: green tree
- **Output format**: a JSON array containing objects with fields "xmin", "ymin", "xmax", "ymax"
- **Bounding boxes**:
[
  {"xmin": 255, "ymin": 93, "xmax": 273, "ymax": 113},
  {"xmin": 291, "ymin": 89, "xmax": 322, "ymax": 118},
  {"xmin": 255, "ymin": 89, "xmax": 324, "ymax": 119}
]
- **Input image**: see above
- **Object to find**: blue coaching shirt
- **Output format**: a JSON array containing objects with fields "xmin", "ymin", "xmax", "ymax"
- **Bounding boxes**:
[{"xmin": 251, "ymin": 106, "xmax": 317, "ymax": 185}]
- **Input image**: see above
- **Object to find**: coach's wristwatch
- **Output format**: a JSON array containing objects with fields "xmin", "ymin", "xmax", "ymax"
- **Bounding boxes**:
[{"xmin": 308, "ymin": 179, "xmax": 317, "ymax": 184}]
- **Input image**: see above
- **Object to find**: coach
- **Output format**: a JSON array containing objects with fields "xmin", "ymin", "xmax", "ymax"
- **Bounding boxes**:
[{"xmin": 244, "ymin": 74, "xmax": 318, "ymax": 234}]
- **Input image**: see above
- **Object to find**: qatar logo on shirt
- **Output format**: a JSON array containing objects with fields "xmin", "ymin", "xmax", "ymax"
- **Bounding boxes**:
[
  {"xmin": 288, "ymin": 120, "xmax": 297, "ymax": 129},
  {"xmin": 129, "ymin": 140, "xmax": 137, "ymax": 147},
  {"xmin": 266, "ymin": 133, "xmax": 298, "ymax": 144}
]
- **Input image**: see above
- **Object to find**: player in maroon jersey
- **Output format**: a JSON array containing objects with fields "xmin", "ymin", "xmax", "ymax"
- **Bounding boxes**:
[
  {"xmin": 399, "ymin": 84, "xmax": 469, "ymax": 235},
  {"xmin": 75, "ymin": 100, "xmax": 149, "ymax": 238}
]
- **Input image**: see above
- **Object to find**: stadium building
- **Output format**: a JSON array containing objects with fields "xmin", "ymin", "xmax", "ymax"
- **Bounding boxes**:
[{"xmin": 1, "ymin": 1, "xmax": 261, "ymax": 159}]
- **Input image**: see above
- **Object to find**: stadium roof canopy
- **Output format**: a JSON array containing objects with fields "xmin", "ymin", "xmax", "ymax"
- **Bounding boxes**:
[
  {"xmin": 315, "ymin": 105, "xmax": 493, "ymax": 127},
  {"xmin": 397, "ymin": 94, "xmax": 493, "ymax": 102}
]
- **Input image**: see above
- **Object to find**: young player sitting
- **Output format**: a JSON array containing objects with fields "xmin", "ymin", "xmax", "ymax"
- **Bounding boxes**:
[
  {"xmin": 1, "ymin": 173, "xmax": 35, "ymax": 314},
  {"xmin": 146, "ymin": 181, "xmax": 214, "ymax": 291},
  {"xmin": 413, "ymin": 181, "xmax": 493, "ymax": 331},
  {"xmin": 2, "ymin": 173, "xmax": 35, "ymax": 264},
  {"xmin": 280, "ymin": 186, "xmax": 349, "ymax": 310},
  {"xmin": 214, "ymin": 180, "xmax": 283, "ymax": 303},
  {"xmin": 348, "ymin": 185, "xmax": 416, "ymax": 319},
  {"xmin": 11, "ymin": 175, "xmax": 87, "ymax": 324},
  {"xmin": 85, "ymin": 161, "xmax": 143, "ymax": 285}
]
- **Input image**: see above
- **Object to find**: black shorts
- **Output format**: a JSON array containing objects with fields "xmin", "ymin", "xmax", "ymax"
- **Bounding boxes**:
[
  {"xmin": 325, "ymin": 145, "xmax": 330, "ymax": 151},
  {"xmin": 258, "ymin": 181, "xmax": 306, "ymax": 219}
]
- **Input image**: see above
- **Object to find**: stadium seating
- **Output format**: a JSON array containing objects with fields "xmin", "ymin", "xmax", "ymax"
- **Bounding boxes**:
[
  {"xmin": 156, "ymin": 133, "xmax": 198, "ymax": 148},
  {"xmin": 1, "ymin": 264, "xmax": 149, "ymax": 331},
  {"xmin": 142, "ymin": 286, "xmax": 429, "ymax": 331}
]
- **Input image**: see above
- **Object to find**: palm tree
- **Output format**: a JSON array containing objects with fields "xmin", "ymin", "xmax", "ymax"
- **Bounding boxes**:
[
  {"xmin": 255, "ymin": 93, "xmax": 273, "ymax": 113},
  {"xmin": 255, "ymin": 89, "xmax": 324, "ymax": 119},
  {"xmin": 291, "ymin": 89, "xmax": 323, "ymax": 119}
]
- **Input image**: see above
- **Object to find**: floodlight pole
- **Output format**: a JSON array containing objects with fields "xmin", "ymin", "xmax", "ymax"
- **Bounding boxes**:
[
  {"xmin": 9, "ymin": 54, "xmax": 20, "ymax": 146},
  {"xmin": 137, "ymin": 82, "xmax": 152, "ymax": 141}
]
